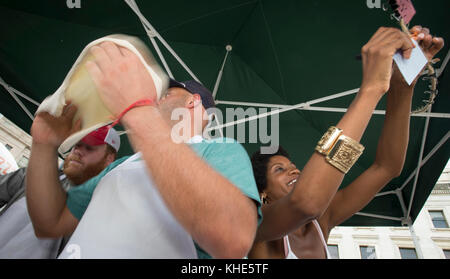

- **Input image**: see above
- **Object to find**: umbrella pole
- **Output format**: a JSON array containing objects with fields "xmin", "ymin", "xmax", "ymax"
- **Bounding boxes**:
[
  {"xmin": 212, "ymin": 45, "xmax": 232, "ymax": 100},
  {"xmin": 406, "ymin": 106, "xmax": 432, "ymax": 219},
  {"xmin": 403, "ymin": 104, "xmax": 433, "ymax": 260},
  {"xmin": 124, "ymin": 0, "xmax": 201, "ymax": 83},
  {"xmin": 404, "ymin": 218, "xmax": 424, "ymax": 259},
  {"xmin": 0, "ymin": 76, "xmax": 35, "ymax": 121},
  {"xmin": 146, "ymin": 29, "xmax": 174, "ymax": 79},
  {"xmin": 398, "ymin": 132, "xmax": 450, "ymax": 192},
  {"xmin": 436, "ymin": 49, "xmax": 450, "ymax": 78},
  {"xmin": 354, "ymin": 212, "xmax": 402, "ymax": 222}
]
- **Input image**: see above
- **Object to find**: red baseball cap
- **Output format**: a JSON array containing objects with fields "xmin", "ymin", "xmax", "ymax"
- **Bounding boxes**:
[{"xmin": 80, "ymin": 126, "xmax": 120, "ymax": 152}]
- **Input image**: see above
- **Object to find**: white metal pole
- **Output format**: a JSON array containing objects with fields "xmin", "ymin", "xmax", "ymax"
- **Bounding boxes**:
[
  {"xmin": 406, "ymin": 106, "xmax": 432, "ymax": 219},
  {"xmin": 0, "ymin": 76, "xmax": 40, "ymax": 106},
  {"xmin": 124, "ymin": 0, "xmax": 202, "ymax": 83},
  {"xmin": 212, "ymin": 45, "xmax": 232, "ymax": 100},
  {"xmin": 9, "ymin": 87, "xmax": 40, "ymax": 106},
  {"xmin": 125, "ymin": 0, "xmax": 174, "ymax": 78},
  {"xmin": 301, "ymin": 107, "xmax": 450, "ymax": 119},
  {"xmin": 146, "ymin": 29, "xmax": 174, "ymax": 79},
  {"xmin": 399, "ymin": 132, "xmax": 450, "ymax": 191},
  {"xmin": 374, "ymin": 190, "xmax": 396, "ymax": 197},
  {"xmin": 354, "ymin": 212, "xmax": 403, "ymax": 222},
  {"xmin": 216, "ymin": 88, "xmax": 360, "ymax": 108},
  {"xmin": 216, "ymin": 101, "xmax": 450, "ymax": 119},
  {"xmin": 395, "ymin": 188, "xmax": 408, "ymax": 218},
  {"xmin": 210, "ymin": 100, "xmax": 450, "ymax": 132},
  {"xmin": 208, "ymin": 88, "xmax": 360, "ymax": 132},
  {"xmin": 0, "ymin": 76, "xmax": 34, "ymax": 121},
  {"xmin": 437, "ymin": 49, "xmax": 450, "ymax": 78},
  {"xmin": 407, "ymin": 219, "xmax": 424, "ymax": 259}
]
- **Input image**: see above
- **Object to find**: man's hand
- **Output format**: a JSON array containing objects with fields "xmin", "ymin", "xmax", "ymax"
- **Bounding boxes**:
[
  {"xmin": 391, "ymin": 26, "xmax": 444, "ymax": 89},
  {"xmin": 360, "ymin": 27, "xmax": 415, "ymax": 95},
  {"xmin": 85, "ymin": 42, "xmax": 158, "ymax": 117},
  {"xmin": 31, "ymin": 103, "xmax": 81, "ymax": 147}
]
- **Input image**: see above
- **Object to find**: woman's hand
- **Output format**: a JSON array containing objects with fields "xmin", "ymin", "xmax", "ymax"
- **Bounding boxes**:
[
  {"xmin": 360, "ymin": 27, "xmax": 415, "ymax": 95},
  {"xmin": 390, "ymin": 26, "xmax": 444, "ymax": 89}
]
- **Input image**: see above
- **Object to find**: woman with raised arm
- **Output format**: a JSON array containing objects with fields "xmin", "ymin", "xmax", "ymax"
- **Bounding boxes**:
[{"xmin": 248, "ymin": 26, "xmax": 444, "ymax": 259}]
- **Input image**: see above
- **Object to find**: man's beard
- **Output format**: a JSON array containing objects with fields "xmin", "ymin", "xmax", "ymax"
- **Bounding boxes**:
[{"xmin": 63, "ymin": 153, "xmax": 109, "ymax": 185}]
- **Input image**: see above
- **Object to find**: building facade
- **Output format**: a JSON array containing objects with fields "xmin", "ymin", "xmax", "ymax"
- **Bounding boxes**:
[
  {"xmin": 0, "ymin": 113, "xmax": 31, "ymax": 168},
  {"xmin": 327, "ymin": 161, "xmax": 450, "ymax": 259}
]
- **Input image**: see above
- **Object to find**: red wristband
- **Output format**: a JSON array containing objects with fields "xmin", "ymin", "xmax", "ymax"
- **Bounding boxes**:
[{"xmin": 108, "ymin": 99, "xmax": 154, "ymax": 128}]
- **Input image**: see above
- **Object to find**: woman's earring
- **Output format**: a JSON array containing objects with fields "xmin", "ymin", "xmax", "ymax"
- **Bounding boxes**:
[{"xmin": 261, "ymin": 192, "xmax": 269, "ymax": 204}]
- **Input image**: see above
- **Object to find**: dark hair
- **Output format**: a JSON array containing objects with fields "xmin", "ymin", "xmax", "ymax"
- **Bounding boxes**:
[{"xmin": 251, "ymin": 146, "xmax": 291, "ymax": 194}]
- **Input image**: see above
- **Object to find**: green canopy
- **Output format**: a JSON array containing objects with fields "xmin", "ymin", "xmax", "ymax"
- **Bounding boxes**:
[{"xmin": 0, "ymin": 0, "xmax": 449, "ymax": 227}]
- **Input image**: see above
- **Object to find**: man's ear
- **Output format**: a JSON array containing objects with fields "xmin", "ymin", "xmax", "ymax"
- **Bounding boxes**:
[
  {"xmin": 187, "ymin": 93, "xmax": 202, "ymax": 109},
  {"xmin": 105, "ymin": 151, "xmax": 116, "ymax": 167}
]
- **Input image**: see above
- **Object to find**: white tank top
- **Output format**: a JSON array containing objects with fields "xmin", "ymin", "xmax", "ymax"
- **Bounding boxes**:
[
  {"xmin": 284, "ymin": 219, "xmax": 331, "ymax": 259},
  {"xmin": 58, "ymin": 154, "xmax": 197, "ymax": 259}
]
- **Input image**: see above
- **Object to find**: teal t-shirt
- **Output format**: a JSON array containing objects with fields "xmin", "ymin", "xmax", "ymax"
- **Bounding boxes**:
[
  {"xmin": 189, "ymin": 138, "xmax": 262, "ymax": 258},
  {"xmin": 66, "ymin": 137, "xmax": 262, "ymax": 258},
  {"xmin": 66, "ymin": 156, "xmax": 130, "ymax": 220}
]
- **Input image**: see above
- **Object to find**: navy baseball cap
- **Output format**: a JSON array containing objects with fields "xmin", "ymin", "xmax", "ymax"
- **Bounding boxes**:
[{"xmin": 169, "ymin": 79, "xmax": 216, "ymax": 111}]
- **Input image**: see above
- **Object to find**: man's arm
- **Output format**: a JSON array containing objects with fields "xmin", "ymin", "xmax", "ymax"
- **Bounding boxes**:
[
  {"xmin": 26, "ymin": 106, "xmax": 80, "ymax": 237},
  {"xmin": 86, "ymin": 43, "xmax": 257, "ymax": 259},
  {"xmin": 255, "ymin": 27, "xmax": 418, "ymax": 242},
  {"xmin": 124, "ymin": 109, "xmax": 258, "ymax": 259},
  {"xmin": 319, "ymin": 26, "xmax": 445, "ymax": 234}
]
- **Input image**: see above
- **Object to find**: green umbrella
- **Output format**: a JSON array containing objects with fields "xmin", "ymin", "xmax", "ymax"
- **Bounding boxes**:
[{"xmin": 0, "ymin": 0, "xmax": 449, "ymax": 227}]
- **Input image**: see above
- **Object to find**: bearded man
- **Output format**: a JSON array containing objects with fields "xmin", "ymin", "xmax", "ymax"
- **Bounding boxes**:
[{"xmin": 0, "ymin": 125, "xmax": 119, "ymax": 258}]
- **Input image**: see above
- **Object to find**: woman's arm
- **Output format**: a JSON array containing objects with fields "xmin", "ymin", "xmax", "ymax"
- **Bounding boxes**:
[
  {"xmin": 256, "ymin": 27, "xmax": 417, "ymax": 242},
  {"xmin": 320, "ymin": 26, "xmax": 444, "ymax": 235}
]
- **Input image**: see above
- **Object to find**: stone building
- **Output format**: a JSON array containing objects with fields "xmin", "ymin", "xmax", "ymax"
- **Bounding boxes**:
[
  {"xmin": 0, "ymin": 113, "xmax": 31, "ymax": 168},
  {"xmin": 328, "ymin": 161, "xmax": 450, "ymax": 259}
]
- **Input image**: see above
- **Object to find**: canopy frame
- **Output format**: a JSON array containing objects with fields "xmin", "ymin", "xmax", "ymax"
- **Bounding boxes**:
[{"xmin": 1, "ymin": 3, "xmax": 448, "ymax": 258}]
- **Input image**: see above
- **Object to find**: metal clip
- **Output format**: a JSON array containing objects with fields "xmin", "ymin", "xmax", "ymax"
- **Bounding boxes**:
[
  {"xmin": 430, "ymin": 58, "xmax": 441, "ymax": 65},
  {"xmin": 390, "ymin": 13, "xmax": 401, "ymax": 22}
]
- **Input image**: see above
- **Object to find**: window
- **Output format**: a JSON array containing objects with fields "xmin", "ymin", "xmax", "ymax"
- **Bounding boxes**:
[
  {"xmin": 429, "ymin": 211, "xmax": 449, "ymax": 228},
  {"xmin": 360, "ymin": 246, "xmax": 377, "ymax": 259},
  {"xmin": 399, "ymin": 248, "xmax": 418, "ymax": 259},
  {"xmin": 434, "ymin": 183, "xmax": 450, "ymax": 191},
  {"xmin": 444, "ymin": 250, "xmax": 450, "ymax": 259},
  {"xmin": 327, "ymin": 245, "xmax": 339, "ymax": 259},
  {"xmin": 17, "ymin": 156, "xmax": 29, "ymax": 168},
  {"xmin": 5, "ymin": 144, "xmax": 13, "ymax": 151}
]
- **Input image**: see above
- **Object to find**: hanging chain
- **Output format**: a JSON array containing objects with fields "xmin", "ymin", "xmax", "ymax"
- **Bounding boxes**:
[{"xmin": 385, "ymin": 3, "xmax": 440, "ymax": 114}]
